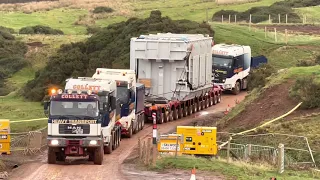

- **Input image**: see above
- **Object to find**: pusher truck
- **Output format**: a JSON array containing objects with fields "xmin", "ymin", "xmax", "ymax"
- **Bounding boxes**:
[
  {"xmin": 44, "ymin": 77, "xmax": 121, "ymax": 165},
  {"xmin": 130, "ymin": 33, "xmax": 223, "ymax": 124},
  {"xmin": 92, "ymin": 69, "xmax": 146, "ymax": 138},
  {"xmin": 212, "ymin": 44, "xmax": 268, "ymax": 94}
]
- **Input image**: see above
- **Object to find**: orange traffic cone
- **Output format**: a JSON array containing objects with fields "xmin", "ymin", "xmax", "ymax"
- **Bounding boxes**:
[
  {"xmin": 224, "ymin": 104, "xmax": 230, "ymax": 115},
  {"xmin": 190, "ymin": 167, "xmax": 196, "ymax": 180}
]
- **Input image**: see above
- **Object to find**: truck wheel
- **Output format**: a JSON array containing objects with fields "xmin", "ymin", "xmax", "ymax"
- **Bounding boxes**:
[
  {"xmin": 192, "ymin": 103, "xmax": 196, "ymax": 113},
  {"xmin": 133, "ymin": 120, "xmax": 139, "ymax": 134},
  {"xmin": 209, "ymin": 96, "xmax": 213, "ymax": 106},
  {"xmin": 232, "ymin": 81, "xmax": 241, "ymax": 95},
  {"xmin": 48, "ymin": 147, "xmax": 56, "ymax": 164},
  {"xmin": 94, "ymin": 144, "xmax": 104, "ymax": 165},
  {"xmin": 206, "ymin": 97, "xmax": 210, "ymax": 107},
  {"xmin": 169, "ymin": 110, "xmax": 173, "ymax": 121},
  {"xmin": 193, "ymin": 102, "xmax": 198, "ymax": 113},
  {"xmin": 204, "ymin": 98, "xmax": 208, "ymax": 108},
  {"xmin": 173, "ymin": 108, "xmax": 178, "ymax": 120},
  {"xmin": 127, "ymin": 124, "xmax": 133, "ymax": 138},
  {"xmin": 104, "ymin": 134, "xmax": 113, "ymax": 154},
  {"xmin": 214, "ymin": 95, "xmax": 218, "ymax": 105},
  {"xmin": 164, "ymin": 110, "xmax": 169, "ymax": 123},
  {"xmin": 141, "ymin": 115, "xmax": 144, "ymax": 129},
  {"xmin": 217, "ymin": 93, "xmax": 222, "ymax": 103},
  {"xmin": 200, "ymin": 100, "xmax": 204, "ymax": 110}
]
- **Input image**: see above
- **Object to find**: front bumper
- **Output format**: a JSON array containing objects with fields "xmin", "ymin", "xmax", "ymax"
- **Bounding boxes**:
[
  {"xmin": 47, "ymin": 136, "xmax": 102, "ymax": 148},
  {"xmin": 215, "ymin": 83, "xmax": 233, "ymax": 91}
]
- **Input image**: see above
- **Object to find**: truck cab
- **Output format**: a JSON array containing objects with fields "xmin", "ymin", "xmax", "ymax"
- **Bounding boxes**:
[
  {"xmin": 92, "ymin": 68, "xmax": 144, "ymax": 138},
  {"xmin": 44, "ymin": 78, "xmax": 121, "ymax": 165},
  {"xmin": 212, "ymin": 44, "xmax": 251, "ymax": 94}
]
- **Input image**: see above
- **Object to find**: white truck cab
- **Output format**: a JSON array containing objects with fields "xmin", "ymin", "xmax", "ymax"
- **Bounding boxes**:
[{"xmin": 212, "ymin": 44, "xmax": 251, "ymax": 94}]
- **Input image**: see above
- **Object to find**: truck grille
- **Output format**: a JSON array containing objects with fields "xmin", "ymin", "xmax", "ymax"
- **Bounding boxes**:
[
  {"xmin": 59, "ymin": 124, "xmax": 90, "ymax": 134},
  {"xmin": 68, "ymin": 140, "xmax": 81, "ymax": 145}
]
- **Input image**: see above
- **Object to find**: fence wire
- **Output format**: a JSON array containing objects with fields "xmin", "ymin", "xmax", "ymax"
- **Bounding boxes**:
[{"xmin": 217, "ymin": 132, "xmax": 317, "ymax": 169}]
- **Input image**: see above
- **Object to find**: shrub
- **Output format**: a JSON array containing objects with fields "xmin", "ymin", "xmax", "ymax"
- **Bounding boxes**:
[
  {"xmin": 247, "ymin": 63, "xmax": 276, "ymax": 90},
  {"xmin": 86, "ymin": 26, "xmax": 102, "ymax": 35},
  {"xmin": 0, "ymin": 26, "xmax": 15, "ymax": 34},
  {"xmin": 0, "ymin": 30, "xmax": 28, "ymax": 96},
  {"xmin": 92, "ymin": 6, "xmax": 114, "ymax": 14},
  {"xmin": 296, "ymin": 59, "xmax": 316, "ymax": 67},
  {"xmin": 22, "ymin": 10, "xmax": 215, "ymax": 101},
  {"xmin": 315, "ymin": 55, "xmax": 320, "ymax": 65},
  {"xmin": 19, "ymin": 25, "xmax": 64, "ymax": 35},
  {"xmin": 289, "ymin": 75, "xmax": 320, "ymax": 109}
]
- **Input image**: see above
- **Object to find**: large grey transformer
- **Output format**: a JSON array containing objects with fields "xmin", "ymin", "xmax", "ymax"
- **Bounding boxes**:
[{"xmin": 130, "ymin": 33, "xmax": 213, "ymax": 103}]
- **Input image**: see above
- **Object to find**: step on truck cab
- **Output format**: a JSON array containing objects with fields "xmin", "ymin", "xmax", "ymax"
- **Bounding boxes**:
[
  {"xmin": 44, "ymin": 77, "xmax": 121, "ymax": 165},
  {"xmin": 92, "ymin": 69, "xmax": 146, "ymax": 138},
  {"xmin": 212, "ymin": 44, "xmax": 267, "ymax": 94},
  {"xmin": 130, "ymin": 33, "xmax": 222, "ymax": 124}
]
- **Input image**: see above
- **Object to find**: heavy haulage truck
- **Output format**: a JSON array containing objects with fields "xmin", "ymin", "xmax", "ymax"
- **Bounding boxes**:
[
  {"xmin": 44, "ymin": 77, "xmax": 122, "ymax": 165},
  {"xmin": 92, "ymin": 69, "xmax": 146, "ymax": 138},
  {"xmin": 129, "ymin": 33, "xmax": 222, "ymax": 123}
]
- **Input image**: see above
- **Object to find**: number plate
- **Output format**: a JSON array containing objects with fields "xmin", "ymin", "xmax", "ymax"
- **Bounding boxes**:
[{"xmin": 59, "ymin": 124, "xmax": 90, "ymax": 134}]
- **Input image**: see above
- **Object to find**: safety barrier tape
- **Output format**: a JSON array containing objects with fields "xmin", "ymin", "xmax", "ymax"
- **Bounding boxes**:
[
  {"xmin": 10, "ymin": 118, "xmax": 47, "ymax": 124},
  {"xmin": 219, "ymin": 102, "xmax": 303, "ymax": 149}
]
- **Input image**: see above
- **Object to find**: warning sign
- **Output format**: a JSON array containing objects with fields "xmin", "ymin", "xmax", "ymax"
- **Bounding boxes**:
[{"xmin": 160, "ymin": 143, "xmax": 180, "ymax": 151}]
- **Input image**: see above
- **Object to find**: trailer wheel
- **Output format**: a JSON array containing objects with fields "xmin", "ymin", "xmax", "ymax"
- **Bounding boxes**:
[
  {"xmin": 133, "ymin": 119, "xmax": 139, "ymax": 134},
  {"xmin": 182, "ymin": 106, "xmax": 187, "ymax": 117},
  {"xmin": 158, "ymin": 112, "xmax": 165, "ymax": 124},
  {"xmin": 93, "ymin": 144, "xmax": 104, "ymax": 165},
  {"xmin": 193, "ymin": 102, "xmax": 197, "ymax": 113},
  {"xmin": 105, "ymin": 134, "xmax": 113, "ymax": 154},
  {"xmin": 209, "ymin": 96, "xmax": 213, "ymax": 106},
  {"xmin": 196, "ymin": 101, "xmax": 200, "ymax": 111},
  {"xmin": 178, "ymin": 106, "xmax": 183, "ymax": 118},
  {"xmin": 217, "ymin": 93, "xmax": 222, "ymax": 103},
  {"xmin": 173, "ymin": 108, "xmax": 178, "ymax": 120},
  {"xmin": 164, "ymin": 110, "xmax": 169, "ymax": 123},
  {"xmin": 187, "ymin": 104, "xmax": 192, "ymax": 115},
  {"xmin": 200, "ymin": 100, "xmax": 204, "ymax": 110},
  {"xmin": 192, "ymin": 103, "xmax": 196, "ymax": 113},
  {"xmin": 127, "ymin": 124, "xmax": 133, "ymax": 138},
  {"xmin": 47, "ymin": 147, "xmax": 56, "ymax": 164},
  {"xmin": 213, "ymin": 95, "xmax": 218, "ymax": 105},
  {"xmin": 204, "ymin": 97, "xmax": 208, "ymax": 108}
]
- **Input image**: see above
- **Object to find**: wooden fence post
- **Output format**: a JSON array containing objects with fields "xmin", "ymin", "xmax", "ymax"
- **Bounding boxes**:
[
  {"xmin": 222, "ymin": 15, "xmax": 224, "ymax": 23},
  {"xmin": 229, "ymin": 14, "xmax": 231, "ymax": 23},
  {"xmin": 286, "ymin": 14, "xmax": 288, "ymax": 24},
  {"xmin": 264, "ymin": 26, "xmax": 267, "ymax": 39},
  {"xmin": 285, "ymin": 29, "xmax": 288, "ymax": 44},
  {"xmin": 269, "ymin": 14, "xmax": 271, "ymax": 24},
  {"xmin": 249, "ymin": 14, "xmax": 252, "ymax": 31},
  {"xmin": 274, "ymin": 28, "xmax": 277, "ymax": 42},
  {"xmin": 146, "ymin": 138, "xmax": 151, "ymax": 165},
  {"xmin": 278, "ymin": 14, "xmax": 280, "ymax": 24},
  {"xmin": 278, "ymin": 143, "xmax": 284, "ymax": 174},
  {"xmin": 235, "ymin": 14, "xmax": 237, "ymax": 23},
  {"xmin": 227, "ymin": 137, "xmax": 231, "ymax": 163}
]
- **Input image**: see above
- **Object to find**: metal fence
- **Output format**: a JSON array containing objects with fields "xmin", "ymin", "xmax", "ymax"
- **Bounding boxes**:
[
  {"xmin": 217, "ymin": 132, "xmax": 318, "ymax": 169},
  {"xmin": 0, "ymin": 127, "xmax": 47, "ymax": 169}
]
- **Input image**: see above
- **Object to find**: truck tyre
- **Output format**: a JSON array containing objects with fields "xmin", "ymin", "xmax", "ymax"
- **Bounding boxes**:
[
  {"xmin": 141, "ymin": 115, "xmax": 145, "ymax": 129},
  {"xmin": 169, "ymin": 110, "xmax": 173, "ymax": 121},
  {"xmin": 192, "ymin": 103, "xmax": 196, "ymax": 113},
  {"xmin": 133, "ymin": 120, "xmax": 139, "ymax": 134},
  {"xmin": 94, "ymin": 144, "xmax": 104, "ymax": 165},
  {"xmin": 214, "ymin": 95, "xmax": 218, "ymax": 105},
  {"xmin": 104, "ymin": 134, "xmax": 113, "ymax": 154},
  {"xmin": 173, "ymin": 108, "xmax": 178, "ymax": 120},
  {"xmin": 232, "ymin": 81, "xmax": 240, "ymax": 95},
  {"xmin": 217, "ymin": 93, "xmax": 222, "ymax": 103},
  {"xmin": 164, "ymin": 110, "xmax": 169, "ymax": 123},
  {"xmin": 127, "ymin": 124, "xmax": 133, "ymax": 138},
  {"xmin": 193, "ymin": 102, "xmax": 198, "ymax": 113},
  {"xmin": 200, "ymin": 100, "xmax": 204, "ymax": 110},
  {"xmin": 209, "ymin": 96, "xmax": 214, "ymax": 106},
  {"xmin": 205, "ymin": 97, "xmax": 209, "ymax": 108},
  {"xmin": 48, "ymin": 147, "xmax": 56, "ymax": 164},
  {"xmin": 197, "ymin": 101, "xmax": 200, "ymax": 111}
]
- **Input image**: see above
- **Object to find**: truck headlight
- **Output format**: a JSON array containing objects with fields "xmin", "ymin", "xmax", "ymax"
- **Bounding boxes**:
[
  {"xmin": 50, "ymin": 139, "xmax": 59, "ymax": 146},
  {"xmin": 89, "ymin": 140, "xmax": 97, "ymax": 145},
  {"xmin": 224, "ymin": 84, "xmax": 232, "ymax": 89}
]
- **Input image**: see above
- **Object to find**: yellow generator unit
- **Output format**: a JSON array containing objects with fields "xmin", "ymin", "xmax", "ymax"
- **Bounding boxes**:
[
  {"xmin": 177, "ymin": 126, "xmax": 217, "ymax": 156},
  {"xmin": 0, "ymin": 119, "xmax": 11, "ymax": 155}
]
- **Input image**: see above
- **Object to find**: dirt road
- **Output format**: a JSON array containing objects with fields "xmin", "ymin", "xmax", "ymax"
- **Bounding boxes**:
[{"xmin": 8, "ymin": 92, "xmax": 247, "ymax": 180}]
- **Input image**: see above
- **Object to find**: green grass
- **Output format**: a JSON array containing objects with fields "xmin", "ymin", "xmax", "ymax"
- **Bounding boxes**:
[
  {"xmin": 0, "ymin": 8, "xmax": 88, "ymax": 35},
  {"xmin": 95, "ymin": 16, "xmax": 128, "ymax": 27},
  {"xmin": 154, "ymin": 156, "xmax": 319, "ymax": 180},
  {"xmin": 295, "ymin": 6, "xmax": 320, "ymax": 24}
]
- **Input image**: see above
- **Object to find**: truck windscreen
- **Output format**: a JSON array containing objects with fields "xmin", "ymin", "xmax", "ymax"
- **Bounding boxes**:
[
  {"xmin": 50, "ymin": 100, "xmax": 99, "ymax": 118},
  {"xmin": 117, "ymin": 86, "xmax": 129, "ymax": 104},
  {"xmin": 213, "ymin": 55, "xmax": 233, "ymax": 69}
]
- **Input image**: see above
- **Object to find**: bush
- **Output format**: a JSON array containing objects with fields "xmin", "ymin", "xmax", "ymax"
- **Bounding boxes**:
[
  {"xmin": 315, "ymin": 55, "xmax": 320, "ymax": 65},
  {"xmin": 93, "ymin": 6, "xmax": 114, "ymax": 14},
  {"xmin": 19, "ymin": 25, "xmax": 64, "ymax": 35},
  {"xmin": 0, "ymin": 26, "xmax": 15, "ymax": 34},
  {"xmin": 22, "ymin": 10, "xmax": 215, "ymax": 101},
  {"xmin": 296, "ymin": 59, "xmax": 316, "ymax": 67},
  {"xmin": 0, "ymin": 30, "xmax": 28, "ymax": 96},
  {"xmin": 289, "ymin": 75, "xmax": 320, "ymax": 109},
  {"xmin": 247, "ymin": 63, "xmax": 276, "ymax": 90},
  {"xmin": 86, "ymin": 26, "xmax": 102, "ymax": 35}
]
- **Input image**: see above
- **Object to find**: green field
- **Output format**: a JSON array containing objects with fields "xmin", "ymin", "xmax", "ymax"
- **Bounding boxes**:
[
  {"xmin": 295, "ymin": 6, "xmax": 320, "ymax": 24},
  {"xmin": 155, "ymin": 156, "xmax": 319, "ymax": 179}
]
